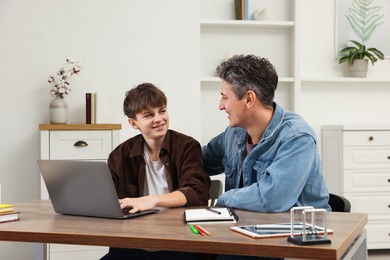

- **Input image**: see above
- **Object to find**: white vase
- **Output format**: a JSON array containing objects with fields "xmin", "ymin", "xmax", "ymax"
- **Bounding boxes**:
[
  {"xmin": 252, "ymin": 8, "xmax": 272, "ymax": 20},
  {"xmin": 49, "ymin": 95, "xmax": 68, "ymax": 124},
  {"xmin": 349, "ymin": 59, "xmax": 368, "ymax": 78}
]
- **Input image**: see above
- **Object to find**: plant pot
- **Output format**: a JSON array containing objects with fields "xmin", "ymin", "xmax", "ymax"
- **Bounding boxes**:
[
  {"xmin": 349, "ymin": 59, "xmax": 368, "ymax": 78},
  {"xmin": 49, "ymin": 96, "xmax": 68, "ymax": 124}
]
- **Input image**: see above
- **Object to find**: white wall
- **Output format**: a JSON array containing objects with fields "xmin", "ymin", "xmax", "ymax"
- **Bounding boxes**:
[
  {"xmin": 300, "ymin": 0, "xmax": 390, "ymax": 139},
  {"xmin": 0, "ymin": 0, "xmax": 200, "ymax": 258}
]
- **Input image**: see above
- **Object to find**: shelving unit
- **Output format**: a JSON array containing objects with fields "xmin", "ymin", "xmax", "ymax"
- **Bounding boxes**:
[
  {"xmin": 200, "ymin": 20, "xmax": 294, "ymax": 28},
  {"xmin": 301, "ymin": 77, "xmax": 390, "ymax": 83},
  {"xmin": 200, "ymin": 0, "xmax": 299, "ymax": 144},
  {"xmin": 201, "ymin": 76, "xmax": 294, "ymax": 83},
  {"xmin": 200, "ymin": 0, "xmax": 390, "ymax": 250}
]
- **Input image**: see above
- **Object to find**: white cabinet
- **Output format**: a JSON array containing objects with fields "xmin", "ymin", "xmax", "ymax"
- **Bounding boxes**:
[
  {"xmin": 322, "ymin": 125, "xmax": 390, "ymax": 249},
  {"xmin": 200, "ymin": 0, "xmax": 300, "ymax": 144},
  {"xmin": 39, "ymin": 124, "xmax": 121, "ymax": 260}
]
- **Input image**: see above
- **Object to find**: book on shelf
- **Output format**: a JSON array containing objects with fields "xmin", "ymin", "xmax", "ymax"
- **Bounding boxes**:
[
  {"xmin": 241, "ymin": 0, "xmax": 245, "ymax": 20},
  {"xmin": 184, "ymin": 207, "xmax": 239, "ymax": 224},
  {"xmin": 86, "ymin": 92, "xmax": 110, "ymax": 124},
  {"xmin": 91, "ymin": 93, "xmax": 96, "ymax": 124},
  {"xmin": 85, "ymin": 93, "xmax": 91, "ymax": 124},
  {"xmin": 244, "ymin": 0, "xmax": 249, "ymax": 20},
  {"xmin": 235, "ymin": 0, "xmax": 242, "ymax": 20},
  {"xmin": 95, "ymin": 92, "xmax": 110, "ymax": 124},
  {"xmin": 0, "ymin": 210, "xmax": 20, "ymax": 223},
  {"xmin": 0, "ymin": 203, "xmax": 14, "ymax": 213},
  {"xmin": 235, "ymin": 0, "xmax": 249, "ymax": 20}
]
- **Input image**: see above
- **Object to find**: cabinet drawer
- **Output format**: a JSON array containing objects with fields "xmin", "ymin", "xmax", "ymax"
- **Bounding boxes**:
[
  {"xmin": 49, "ymin": 244, "xmax": 108, "ymax": 260},
  {"xmin": 346, "ymin": 193, "xmax": 390, "ymax": 217},
  {"xmin": 49, "ymin": 131, "xmax": 112, "ymax": 159},
  {"xmin": 344, "ymin": 170, "xmax": 390, "ymax": 192},
  {"xmin": 344, "ymin": 131, "xmax": 390, "ymax": 146},
  {"xmin": 344, "ymin": 147, "xmax": 390, "ymax": 169},
  {"xmin": 366, "ymin": 223, "xmax": 390, "ymax": 248}
]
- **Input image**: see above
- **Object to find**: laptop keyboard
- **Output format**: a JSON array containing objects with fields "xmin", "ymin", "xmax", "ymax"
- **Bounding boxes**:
[{"xmin": 122, "ymin": 207, "xmax": 134, "ymax": 214}]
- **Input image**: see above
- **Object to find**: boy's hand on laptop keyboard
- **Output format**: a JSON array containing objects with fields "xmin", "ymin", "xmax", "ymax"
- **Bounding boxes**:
[{"xmin": 119, "ymin": 196, "xmax": 158, "ymax": 214}]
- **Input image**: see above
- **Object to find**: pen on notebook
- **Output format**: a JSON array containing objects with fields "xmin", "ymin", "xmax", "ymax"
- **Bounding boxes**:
[
  {"xmin": 189, "ymin": 224, "xmax": 199, "ymax": 235},
  {"xmin": 195, "ymin": 225, "xmax": 210, "ymax": 236},
  {"xmin": 206, "ymin": 207, "xmax": 221, "ymax": 215}
]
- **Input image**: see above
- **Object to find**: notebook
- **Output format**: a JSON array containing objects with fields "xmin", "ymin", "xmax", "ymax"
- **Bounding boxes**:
[
  {"xmin": 37, "ymin": 160, "xmax": 159, "ymax": 219},
  {"xmin": 184, "ymin": 207, "xmax": 239, "ymax": 224}
]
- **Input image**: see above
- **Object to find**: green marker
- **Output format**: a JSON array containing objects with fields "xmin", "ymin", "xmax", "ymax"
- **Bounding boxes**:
[{"xmin": 189, "ymin": 224, "xmax": 199, "ymax": 235}]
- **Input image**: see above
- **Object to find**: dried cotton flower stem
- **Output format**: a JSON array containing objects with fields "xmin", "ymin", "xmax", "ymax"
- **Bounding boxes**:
[{"xmin": 48, "ymin": 58, "xmax": 83, "ymax": 98}]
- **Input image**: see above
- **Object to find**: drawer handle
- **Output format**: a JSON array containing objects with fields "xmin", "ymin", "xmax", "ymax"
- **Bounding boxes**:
[
  {"xmin": 74, "ymin": 140, "xmax": 88, "ymax": 147},
  {"xmin": 368, "ymin": 136, "xmax": 374, "ymax": 141}
]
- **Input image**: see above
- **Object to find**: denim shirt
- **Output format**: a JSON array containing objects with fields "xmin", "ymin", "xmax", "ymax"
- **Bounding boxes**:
[{"xmin": 202, "ymin": 103, "xmax": 331, "ymax": 212}]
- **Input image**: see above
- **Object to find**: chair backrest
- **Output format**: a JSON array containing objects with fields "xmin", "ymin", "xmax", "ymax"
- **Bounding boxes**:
[
  {"xmin": 328, "ymin": 193, "xmax": 351, "ymax": 212},
  {"xmin": 209, "ymin": 179, "xmax": 223, "ymax": 206}
]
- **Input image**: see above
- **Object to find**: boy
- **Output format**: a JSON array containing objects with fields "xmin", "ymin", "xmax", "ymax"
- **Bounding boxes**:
[{"xmin": 101, "ymin": 83, "xmax": 210, "ymax": 260}]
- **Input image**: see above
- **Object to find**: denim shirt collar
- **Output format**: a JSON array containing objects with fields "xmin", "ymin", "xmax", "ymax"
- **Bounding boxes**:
[
  {"xmin": 260, "ymin": 102, "xmax": 284, "ymax": 143},
  {"xmin": 231, "ymin": 103, "xmax": 284, "ymax": 152}
]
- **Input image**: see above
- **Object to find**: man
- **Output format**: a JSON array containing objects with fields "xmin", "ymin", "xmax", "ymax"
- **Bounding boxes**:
[
  {"xmin": 101, "ymin": 83, "xmax": 211, "ymax": 260},
  {"xmin": 202, "ymin": 55, "xmax": 330, "ymax": 213}
]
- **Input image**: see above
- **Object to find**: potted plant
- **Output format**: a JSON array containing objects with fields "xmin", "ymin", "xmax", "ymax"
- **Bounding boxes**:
[
  {"xmin": 338, "ymin": 0, "xmax": 385, "ymax": 77},
  {"xmin": 339, "ymin": 40, "xmax": 384, "ymax": 77}
]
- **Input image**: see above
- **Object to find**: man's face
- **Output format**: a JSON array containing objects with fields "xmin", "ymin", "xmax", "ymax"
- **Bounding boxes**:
[
  {"xmin": 219, "ymin": 80, "xmax": 247, "ymax": 128},
  {"xmin": 129, "ymin": 106, "xmax": 169, "ymax": 140}
]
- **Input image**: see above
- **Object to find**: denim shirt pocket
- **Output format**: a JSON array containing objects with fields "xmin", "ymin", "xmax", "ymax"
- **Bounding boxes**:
[
  {"xmin": 253, "ymin": 159, "xmax": 271, "ymax": 180},
  {"xmin": 224, "ymin": 165, "xmax": 237, "ymax": 189},
  {"xmin": 224, "ymin": 165, "xmax": 235, "ymax": 178}
]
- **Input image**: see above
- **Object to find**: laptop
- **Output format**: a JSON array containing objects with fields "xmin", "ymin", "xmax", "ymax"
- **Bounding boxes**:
[{"xmin": 37, "ymin": 160, "xmax": 159, "ymax": 219}]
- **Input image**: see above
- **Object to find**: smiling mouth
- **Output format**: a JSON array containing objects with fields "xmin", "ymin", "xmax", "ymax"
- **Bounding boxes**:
[{"xmin": 153, "ymin": 124, "xmax": 165, "ymax": 129}]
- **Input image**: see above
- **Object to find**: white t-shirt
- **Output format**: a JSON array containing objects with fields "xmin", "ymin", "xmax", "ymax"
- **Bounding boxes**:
[{"xmin": 143, "ymin": 143, "xmax": 169, "ymax": 196}]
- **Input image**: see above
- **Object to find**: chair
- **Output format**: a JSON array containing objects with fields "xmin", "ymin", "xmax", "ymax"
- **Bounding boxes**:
[
  {"xmin": 209, "ymin": 179, "xmax": 223, "ymax": 206},
  {"xmin": 328, "ymin": 193, "xmax": 351, "ymax": 212}
]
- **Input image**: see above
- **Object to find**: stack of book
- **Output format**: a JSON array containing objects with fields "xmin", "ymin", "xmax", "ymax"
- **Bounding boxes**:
[
  {"xmin": 85, "ymin": 92, "xmax": 110, "ymax": 124},
  {"xmin": 235, "ymin": 0, "xmax": 249, "ymax": 20},
  {"xmin": 0, "ymin": 204, "xmax": 20, "ymax": 223}
]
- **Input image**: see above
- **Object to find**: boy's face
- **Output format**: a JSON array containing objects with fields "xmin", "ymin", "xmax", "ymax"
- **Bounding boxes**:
[{"xmin": 129, "ymin": 106, "xmax": 169, "ymax": 140}]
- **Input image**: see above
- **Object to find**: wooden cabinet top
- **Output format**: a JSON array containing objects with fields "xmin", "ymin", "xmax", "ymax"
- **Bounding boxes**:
[{"xmin": 39, "ymin": 124, "xmax": 122, "ymax": 131}]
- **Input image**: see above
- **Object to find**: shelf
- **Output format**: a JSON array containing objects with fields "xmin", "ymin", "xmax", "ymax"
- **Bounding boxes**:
[
  {"xmin": 201, "ymin": 77, "xmax": 294, "ymax": 83},
  {"xmin": 301, "ymin": 77, "xmax": 390, "ymax": 83},
  {"xmin": 200, "ymin": 20, "xmax": 294, "ymax": 29},
  {"xmin": 39, "ymin": 124, "xmax": 122, "ymax": 131}
]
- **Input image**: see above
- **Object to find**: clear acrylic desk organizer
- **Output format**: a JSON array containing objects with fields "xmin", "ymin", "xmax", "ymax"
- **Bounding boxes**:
[{"xmin": 287, "ymin": 206, "xmax": 331, "ymax": 245}]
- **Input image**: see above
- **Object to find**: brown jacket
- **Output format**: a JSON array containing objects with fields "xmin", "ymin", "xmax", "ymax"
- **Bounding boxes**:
[{"xmin": 108, "ymin": 130, "xmax": 211, "ymax": 206}]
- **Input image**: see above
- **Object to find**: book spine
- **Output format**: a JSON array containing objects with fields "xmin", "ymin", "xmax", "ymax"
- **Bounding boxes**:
[
  {"xmin": 245, "ymin": 0, "xmax": 249, "ymax": 20},
  {"xmin": 86, "ymin": 93, "xmax": 91, "ymax": 124},
  {"xmin": 235, "ymin": 0, "xmax": 241, "ymax": 20},
  {"xmin": 95, "ymin": 92, "xmax": 110, "ymax": 124},
  {"xmin": 90, "ymin": 93, "xmax": 96, "ymax": 124},
  {"xmin": 241, "ymin": 0, "xmax": 245, "ymax": 20},
  {"xmin": 0, "ymin": 211, "xmax": 20, "ymax": 223}
]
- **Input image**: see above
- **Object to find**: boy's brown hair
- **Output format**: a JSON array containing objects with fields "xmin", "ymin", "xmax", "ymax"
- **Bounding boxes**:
[{"xmin": 123, "ymin": 83, "xmax": 167, "ymax": 119}]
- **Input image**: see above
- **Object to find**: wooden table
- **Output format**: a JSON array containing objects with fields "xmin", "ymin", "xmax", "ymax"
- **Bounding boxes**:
[{"xmin": 0, "ymin": 200, "xmax": 368, "ymax": 260}]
